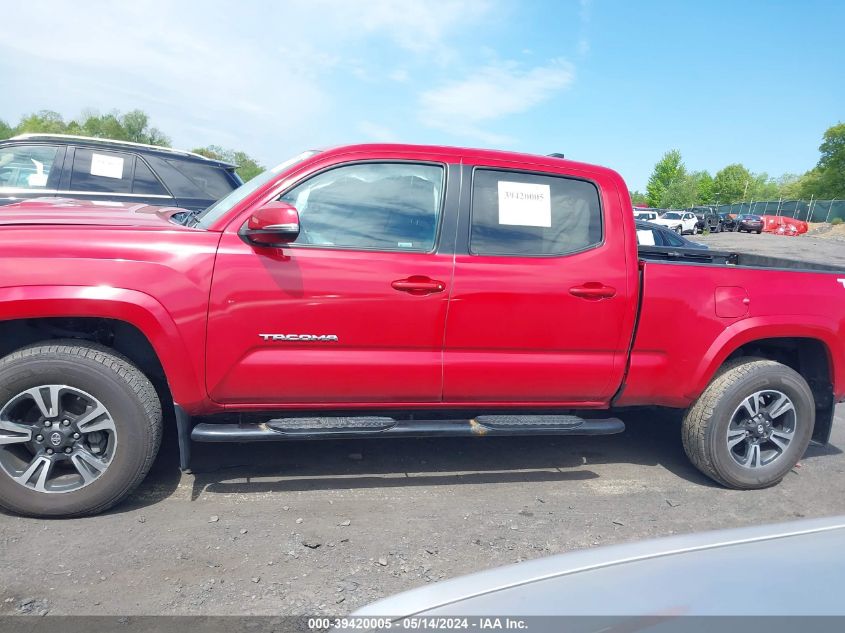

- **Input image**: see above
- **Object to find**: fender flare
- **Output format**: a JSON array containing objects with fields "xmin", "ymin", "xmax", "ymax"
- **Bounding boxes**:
[
  {"xmin": 686, "ymin": 315, "xmax": 842, "ymax": 402},
  {"xmin": 0, "ymin": 285, "xmax": 206, "ymax": 409}
]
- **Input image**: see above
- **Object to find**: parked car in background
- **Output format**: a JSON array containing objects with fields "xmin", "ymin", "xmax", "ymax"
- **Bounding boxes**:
[
  {"xmin": 633, "ymin": 209, "xmax": 658, "ymax": 222},
  {"xmin": 635, "ymin": 220, "xmax": 708, "ymax": 249},
  {"xmin": 356, "ymin": 516, "xmax": 845, "ymax": 617},
  {"xmin": 719, "ymin": 212, "xmax": 737, "ymax": 231},
  {"xmin": 691, "ymin": 206, "xmax": 721, "ymax": 232},
  {"xmin": 0, "ymin": 134, "xmax": 242, "ymax": 211},
  {"xmin": 651, "ymin": 210, "xmax": 698, "ymax": 234},
  {"xmin": 737, "ymin": 214, "xmax": 764, "ymax": 233}
]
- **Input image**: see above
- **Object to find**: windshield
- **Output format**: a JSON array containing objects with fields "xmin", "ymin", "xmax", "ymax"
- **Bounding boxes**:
[
  {"xmin": 662, "ymin": 212, "xmax": 682, "ymax": 219},
  {"xmin": 635, "ymin": 212, "xmax": 653, "ymax": 220},
  {"xmin": 194, "ymin": 150, "xmax": 319, "ymax": 228}
]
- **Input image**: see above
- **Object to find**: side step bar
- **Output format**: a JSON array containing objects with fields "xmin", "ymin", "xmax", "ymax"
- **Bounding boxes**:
[{"xmin": 191, "ymin": 415, "xmax": 625, "ymax": 443}]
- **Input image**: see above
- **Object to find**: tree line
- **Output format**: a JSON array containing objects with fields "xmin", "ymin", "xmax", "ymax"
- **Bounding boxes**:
[
  {"xmin": 0, "ymin": 109, "xmax": 265, "ymax": 181},
  {"xmin": 632, "ymin": 122, "xmax": 845, "ymax": 209}
]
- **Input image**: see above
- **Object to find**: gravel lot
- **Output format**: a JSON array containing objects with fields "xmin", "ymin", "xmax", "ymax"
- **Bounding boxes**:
[
  {"xmin": 696, "ymin": 227, "xmax": 845, "ymax": 266},
  {"xmin": 1, "ymin": 230, "xmax": 844, "ymax": 617}
]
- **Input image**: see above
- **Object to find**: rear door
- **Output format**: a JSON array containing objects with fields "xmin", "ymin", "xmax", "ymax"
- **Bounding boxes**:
[
  {"xmin": 61, "ymin": 147, "xmax": 175, "ymax": 207},
  {"xmin": 443, "ymin": 160, "xmax": 635, "ymax": 404},
  {"xmin": 206, "ymin": 157, "xmax": 459, "ymax": 405}
]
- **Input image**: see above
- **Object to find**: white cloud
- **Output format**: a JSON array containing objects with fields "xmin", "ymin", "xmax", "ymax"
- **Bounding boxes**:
[
  {"xmin": 389, "ymin": 69, "xmax": 410, "ymax": 82},
  {"xmin": 297, "ymin": 0, "xmax": 493, "ymax": 53},
  {"xmin": 419, "ymin": 59, "xmax": 575, "ymax": 143}
]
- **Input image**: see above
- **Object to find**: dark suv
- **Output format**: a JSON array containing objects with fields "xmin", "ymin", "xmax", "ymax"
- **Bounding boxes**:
[
  {"xmin": 690, "ymin": 206, "xmax": 721, "ymax": 232},
  {"xmin": 0, "ymin": 134, "xmax": 242, "ymax": 211}
]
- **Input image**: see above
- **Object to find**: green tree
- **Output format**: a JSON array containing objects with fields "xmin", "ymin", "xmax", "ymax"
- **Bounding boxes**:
[
  {"xmin": 815, "ymin": 122, "xmax": 845, "ymax": 198},
  {"xmin": 0, "ymin": 119, "xmax": 12, "ymax": 140},
  {"xmin": 193, "ymin": 145, "xmax": 264, "ymax": 182},
  {"xmin": 713, "ymin": 163, "xmax": 753, "ymax": 203},
  {"xmin": 9, "ymin": 109, "xmax": 171, "ymax": 147},
  {"xmin": 629, "ymin": 190, "xmax": 648, "ymax": 206},
  {"xmin": 659, "ymin": 172, "xmax": 700, "ymax": 209},
  {"xmin": 694, "ymin": 171, "xmax": 714, "ymax": 204},
  {"xmin": 15, "ymin": 110, "xmax": 68, "ymax": 134},
  {"xmin": 646, "ymin": 149, "xmax": 685, "ymax": 208}
]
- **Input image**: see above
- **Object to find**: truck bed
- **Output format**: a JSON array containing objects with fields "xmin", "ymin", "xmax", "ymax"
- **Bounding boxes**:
[{"xmin": 638, "ymin": 245, "xmax": 845, "ymax": 274}]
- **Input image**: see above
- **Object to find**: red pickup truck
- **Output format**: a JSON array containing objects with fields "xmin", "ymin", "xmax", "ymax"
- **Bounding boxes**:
[{"xmin": 0, "ymin": 143, "xmax": 842, "ymax": 517}]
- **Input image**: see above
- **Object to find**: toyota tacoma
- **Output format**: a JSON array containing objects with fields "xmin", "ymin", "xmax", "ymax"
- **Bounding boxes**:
[{"xmin": 0, "ymin": 143, "xmax": 842, "ymax": 517}]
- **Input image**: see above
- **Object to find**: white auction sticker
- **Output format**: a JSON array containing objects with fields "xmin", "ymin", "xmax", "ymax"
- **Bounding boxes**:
[
  {"xmin": 90, "ymin": 153, "xmax": 125, "ymax": 179},
  {"xmin": 636, "ymin": 229, "xmax": 656, "ymax": 246},
  {"xmin": 497, "ymin": 181, "xmax": 551, "ymax": 227}
]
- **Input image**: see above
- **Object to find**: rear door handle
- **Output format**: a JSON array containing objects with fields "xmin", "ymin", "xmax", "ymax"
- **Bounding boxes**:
[
  {"xmin": 391, "ymin": 276, "xmax": 446, "ymax": 296},
  {"xmin": 569, "ymin": 282, "xmax": 616, "ymax": 300}
]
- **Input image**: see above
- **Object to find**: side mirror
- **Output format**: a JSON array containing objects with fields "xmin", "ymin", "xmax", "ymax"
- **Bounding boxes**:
[{"xmin": 240, "ymin": 201, "xmax": 300, "ymax": 247}]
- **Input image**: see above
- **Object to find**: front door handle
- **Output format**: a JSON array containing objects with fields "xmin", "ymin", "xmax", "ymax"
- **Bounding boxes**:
[
  {"xmin": 391, "ymin": 276, "xmax": 446, "ymax": 296},
  {"xmin": 569, "ymin": 282, "xmax": 617, "ymax": 300}
]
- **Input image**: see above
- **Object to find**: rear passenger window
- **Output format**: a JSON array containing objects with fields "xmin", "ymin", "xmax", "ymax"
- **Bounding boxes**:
[
  {"xmin": 164, "ymin": 160, "xmax": 236, "ymax": 199},
  {"xmin": 280, "ymin": 162, "xmax": 444, "ymax": 252},
  {"xmin": 70, "ymin": 148, "xmax": 133, "ymax": 194},
  {"xmin": 133, "ymin": 159, "xmax": 168, "ymax": 195},
  {"xmin": 470, "ymin": 169, "xmax": 602, "ymax": 256}
]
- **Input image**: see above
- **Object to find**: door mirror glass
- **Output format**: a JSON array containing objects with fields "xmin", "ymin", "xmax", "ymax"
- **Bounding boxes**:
[{"xmin": 241, "ymin": 201, "xmax": 300, "ymax": 246}]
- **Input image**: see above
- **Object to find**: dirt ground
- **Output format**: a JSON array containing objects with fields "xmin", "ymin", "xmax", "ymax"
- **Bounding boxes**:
[
  {"xmin": 696, "ymin": 225, "xmax": 845, "ymax": 266},
  {"xmin": 1, "ymin": 230, "xmax": 844, "ymax": 617}
]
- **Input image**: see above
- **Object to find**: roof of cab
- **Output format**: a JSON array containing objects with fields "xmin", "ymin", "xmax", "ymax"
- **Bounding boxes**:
[{"xmin": 310, "ymin": 143, "xmax": 621, "ymax": 179}]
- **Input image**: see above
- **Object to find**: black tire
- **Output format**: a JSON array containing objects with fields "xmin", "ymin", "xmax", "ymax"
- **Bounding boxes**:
[
  {"xmin": 756, "ymin": 230, "xmax": 762, "ymax": 234},
  {"xmin": 682, "ymin": 358, "xmax": 814, "ymax": 489},
  {"xmin": 0, "ymin": 341, "xmax": 162, "ymax": 518}
]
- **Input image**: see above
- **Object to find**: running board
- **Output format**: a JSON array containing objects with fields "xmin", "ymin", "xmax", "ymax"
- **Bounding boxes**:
[{"xmin": 190, "ymin": 415, "xmax": 625, "ymax": 442}]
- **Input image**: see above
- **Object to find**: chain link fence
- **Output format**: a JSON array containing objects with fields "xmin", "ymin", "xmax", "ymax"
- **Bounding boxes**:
[{"xmin": 715, "ymin": 200, "xmax": 845, "ymax": 223}]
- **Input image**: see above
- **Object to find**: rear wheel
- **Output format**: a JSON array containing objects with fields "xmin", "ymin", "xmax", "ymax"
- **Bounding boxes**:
[
  {"xmin": 0, "ymin": 342, "xmax": 162, "ymax": 517},
  {"xmin": 682, "ymin": 358, "xmax": 814, "ymax": 489}
]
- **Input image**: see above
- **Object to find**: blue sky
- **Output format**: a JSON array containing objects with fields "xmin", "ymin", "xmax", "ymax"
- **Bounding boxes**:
[{"xmin": 2, "ymin": 0, "xmax": 843, "ymax": 191}]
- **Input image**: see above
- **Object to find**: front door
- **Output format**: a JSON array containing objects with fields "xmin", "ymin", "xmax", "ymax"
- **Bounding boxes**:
[
  {"xmin": 206, "ymin": 160, "xmax": 456, "ymax": 405},
  {"xmin": 0, "ymin": 144, "xmax": 65, "ymax": 206},
  {"xmin": 443, "ymin": 164, "xmax": 634, "ymax": 404}
]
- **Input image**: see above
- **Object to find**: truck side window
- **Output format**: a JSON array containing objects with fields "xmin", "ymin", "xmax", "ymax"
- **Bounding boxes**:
[
  {"xmin": 280, "ymin": 162, "xmax": 444, "ymax": 252},
  {"xmin": 70, "ymin": 148, "xmax": 134, "ymax": 194},
  {"xmin": 470, "ymin": 169, "xmax": 602, "ymax": 256}
]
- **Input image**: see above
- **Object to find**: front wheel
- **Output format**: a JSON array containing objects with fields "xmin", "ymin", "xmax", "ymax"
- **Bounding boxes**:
[
  {"xmin": 682, "ymin": 358, "xmax": 814, "ymax": 489},
  {"xmin": 0, "ymin": 342, "xmax": 162, "ymax": 517},
  {"xmin": 674, "ymin": 225, "xmax": 683, "ymax": 234}
]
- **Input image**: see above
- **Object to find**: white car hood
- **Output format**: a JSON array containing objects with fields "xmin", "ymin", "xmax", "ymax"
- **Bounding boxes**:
[{"xmin": 651, "ymin": 218, "xmax": 683, "ymax": 226}]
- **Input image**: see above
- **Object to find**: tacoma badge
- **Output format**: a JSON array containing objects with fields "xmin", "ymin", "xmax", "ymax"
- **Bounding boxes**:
[{"xmin": 259, "ymin": 333, "xmax": 339, "ymax": 342}]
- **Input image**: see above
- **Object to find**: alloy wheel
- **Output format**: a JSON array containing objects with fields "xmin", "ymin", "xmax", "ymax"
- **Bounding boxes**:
[{"xmin": 0, "ymin": 385, "xmax": 117, "ymax": 493}]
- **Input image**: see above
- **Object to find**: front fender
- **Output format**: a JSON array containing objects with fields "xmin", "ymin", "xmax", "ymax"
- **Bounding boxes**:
[{"xmin": 0, "ymin": 285, "xmax": 209, "ymax": 410}]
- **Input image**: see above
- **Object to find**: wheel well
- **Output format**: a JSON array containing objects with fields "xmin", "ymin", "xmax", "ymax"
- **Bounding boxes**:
[
  {"xmin": 726, "ymin": 337, "xmax": 834, "ymax": 443},
  {"xmin": 0, "ymin": 317, "xmax": 174, "ymax": 419}
]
